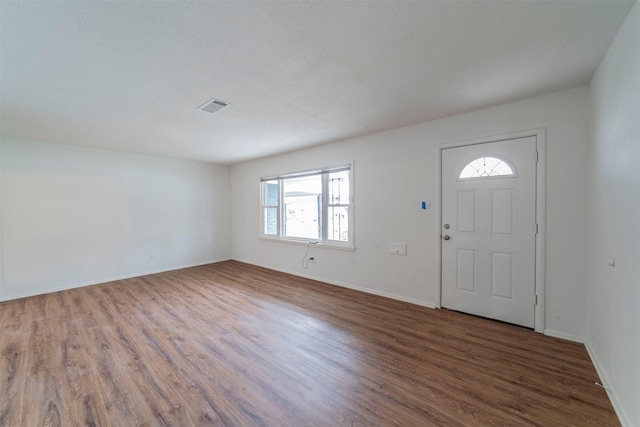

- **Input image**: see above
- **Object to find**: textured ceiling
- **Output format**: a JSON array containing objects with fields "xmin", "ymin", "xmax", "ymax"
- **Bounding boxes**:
[{"xmin": 0, "ymin": 1, "xmax": 635, "ymax": 164}]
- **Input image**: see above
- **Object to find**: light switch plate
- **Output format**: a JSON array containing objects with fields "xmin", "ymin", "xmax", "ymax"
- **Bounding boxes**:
[{"xmin": 389, "ymin": 242, "xmax": 407, "ymax": 255}]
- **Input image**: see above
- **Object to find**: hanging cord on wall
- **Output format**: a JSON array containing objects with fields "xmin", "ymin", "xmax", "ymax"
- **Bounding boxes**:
[
  {"xmin": 302, "ymin": 241, "xmax": 318, "ymax": 269},
  {"xmin": 594, "ymin": 381, "xmax": 611, "ymax": 392}
]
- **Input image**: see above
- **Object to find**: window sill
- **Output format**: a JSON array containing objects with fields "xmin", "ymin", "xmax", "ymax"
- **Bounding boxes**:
[{"xmin": 259, "ymin": 236, "xmax": 356, "ymax": 252}]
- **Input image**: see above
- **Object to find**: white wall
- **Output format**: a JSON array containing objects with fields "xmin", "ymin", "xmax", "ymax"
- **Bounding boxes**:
[
  {"xmin": 0, "ymin": 137, "xmax": 231, "ymax": 301},
  {"xmin": 587, "ymin": 2, "xmax": 640, "ymax": 426},
  {"xmin": 231, "ymin": 86, "xmax": 590, "ymax": 340}
]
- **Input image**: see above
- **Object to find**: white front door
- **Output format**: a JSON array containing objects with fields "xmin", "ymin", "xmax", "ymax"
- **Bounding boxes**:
[{"xmin": 441, "ymin": 137, "xmax": 537, "ymax": 328}]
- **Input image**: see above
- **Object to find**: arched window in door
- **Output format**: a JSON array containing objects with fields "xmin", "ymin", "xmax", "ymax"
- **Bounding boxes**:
[{"xmin": 459, "ymin": 156, "xmax": 515, "ymax": 179}]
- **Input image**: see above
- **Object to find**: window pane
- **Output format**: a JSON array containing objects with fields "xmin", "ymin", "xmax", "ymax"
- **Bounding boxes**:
[
  {"xmin": 327, "ymin": 206, "xmax": 349, "ymax": 242},
  {"xmin": 283, "ymin": 175, "xmax": 321, "ymax": 240},
  {"xmin": 328, "ymin": 171, "xmax": 349, "ymax": 205},
  {"xmin": 263, "ymin": 180, "xmax": 278, "ymax": 206},
  {"xmin": 264, "ymin": 207, "xmax": 277, "ymax": 235},
  {"xmin": 459, "ymin": 156, "xmax": 514, "ymax": 179}
]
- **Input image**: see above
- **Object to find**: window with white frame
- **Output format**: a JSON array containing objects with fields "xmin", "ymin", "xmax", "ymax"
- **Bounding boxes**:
[
  {"xmin": 459, "ymin": 156, "xmax": 515, "ymax": 179},
  {"xmin": 260, "ymin": 164, "xmax": 353, "ymax": 247}
]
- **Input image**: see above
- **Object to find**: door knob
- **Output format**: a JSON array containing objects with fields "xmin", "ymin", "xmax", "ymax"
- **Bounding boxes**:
[{"xmin": 443, "ymin": 235, "xmax": 451, "ymax": 240}]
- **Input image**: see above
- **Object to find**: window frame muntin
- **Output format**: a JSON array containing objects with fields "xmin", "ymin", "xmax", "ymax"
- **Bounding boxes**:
[{"xmin": 458, "ymin": 154, "xmax": 517, "ymax": 181}]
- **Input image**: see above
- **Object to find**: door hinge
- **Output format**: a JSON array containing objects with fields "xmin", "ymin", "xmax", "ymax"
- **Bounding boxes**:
[
  {"xmin": 535, "ymin": 294, "xmax": 538, "ymax": 305},
  {"xmin": 534, "ymin": 223, "xmax": 538, "ymax": 235},
  {"xmin": 536, "ymin": 151, "xmax": 539, "ymax": 162}
]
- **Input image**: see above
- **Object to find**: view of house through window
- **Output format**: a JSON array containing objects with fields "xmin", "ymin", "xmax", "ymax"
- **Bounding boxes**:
[
  {"xmin": 263, "ymin": 180, "xmax": 278, "ymax": 236},
  {"xmin": 283, "ymin": 174, "xmax": 321, "ymax": 239},
  {"xmin": 327, "ymin": 170, "xmax": 349, "ymax": 241},
  {"xmin": 261, "ymin": 165, "xmax": 353, "ymax": 246}
]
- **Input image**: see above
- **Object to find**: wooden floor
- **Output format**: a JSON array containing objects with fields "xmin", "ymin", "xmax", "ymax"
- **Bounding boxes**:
[{"xmin": 0, "ymin": 261, "xmax": 618, "ymax": 426}]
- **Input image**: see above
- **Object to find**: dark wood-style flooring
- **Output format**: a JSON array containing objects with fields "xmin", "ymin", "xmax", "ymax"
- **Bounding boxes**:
[{"xmin": 0, "ymin": 261, "xmax": 619, "ymax": 426}]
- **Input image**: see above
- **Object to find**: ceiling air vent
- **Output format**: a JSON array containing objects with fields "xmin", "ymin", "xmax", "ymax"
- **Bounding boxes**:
[{"xmin": 198, "ymin": 98, "xmax": 229, "ymax": 114}]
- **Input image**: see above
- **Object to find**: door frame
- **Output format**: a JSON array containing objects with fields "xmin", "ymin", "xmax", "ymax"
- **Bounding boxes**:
[{"xmin": 434, "ymin": 128, "xmax": 546, "ymax": 333}]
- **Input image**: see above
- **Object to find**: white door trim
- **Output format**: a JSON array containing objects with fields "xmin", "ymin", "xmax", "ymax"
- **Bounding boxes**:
[{"xmin": 434, "ymin": 128, "xmax": 546, "ymax": 333}]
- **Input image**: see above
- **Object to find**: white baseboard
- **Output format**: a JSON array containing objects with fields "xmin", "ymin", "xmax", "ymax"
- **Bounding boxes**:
[
  {"xmin": 585, "ymin": 342, "xmax": 632, "ymax": 427},
  {"xmin": 0, "ymin": 258, "xmax": 230, "ymax": 302},
  {"xmin": 543, "ymin": 329, "xmax": 584, "ymax": 343},
  {"xmin": 233, "ymin": 258, "xmax": 437, "ymax": 310}
]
